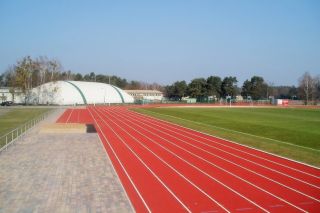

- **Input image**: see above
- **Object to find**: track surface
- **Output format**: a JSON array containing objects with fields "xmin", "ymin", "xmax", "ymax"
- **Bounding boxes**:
[{"xmin": 57, "ymin": 106, "xmax": 320, "ymax": 212}]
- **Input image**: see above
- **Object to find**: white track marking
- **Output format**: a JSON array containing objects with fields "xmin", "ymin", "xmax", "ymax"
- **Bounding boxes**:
[
  {"xmin": 104, "ymin": 109, "xmax": 306, "ymax": 212},
  {"xmin": 132, "ymin": 109, "xmax": 320, "ymax": 177},
  {"xmin": 92, "ymin": 107, "xmax": 193, "ymax": 213},
  {"xmin": 96, "ymin": 108, "xmax": 236, "ymax": 212},
  {"xmin": 124, "ymin": 110, "xmax": 320, "ymax": 190},
  {"xmin": 66, "ymin": 108, "xmax": 74, "ymax": 123},
  {"xmin": 77, "ymin": 109, "xmax": 80, "ymax": 123},
  {"xmin": 103, "ymin": 108, "xmax": 314, "ymax": 212},
  {"xmin": 111, "ymin": 109, "xmax": 320, "ymax": 203},
  {"xmin": 128, "ymin": 111, "xmax": 320, "ymax": 181},
  {"xmin": 88, "ymin": 108, "xmax": 151, "ymax": 213},
  {"xmin": 91, "ymin": 111, "xmax": 136, "ymax": 212}
]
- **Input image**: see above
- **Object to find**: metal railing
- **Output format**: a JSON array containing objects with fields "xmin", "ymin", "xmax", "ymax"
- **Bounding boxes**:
[{"xmin": 0, "ymin": 111, "xmax": 51, "ymax": 152}]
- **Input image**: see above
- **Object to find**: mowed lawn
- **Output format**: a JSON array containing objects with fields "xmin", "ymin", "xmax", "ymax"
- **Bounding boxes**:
[
  {"xmin": 0, "ymin": 108, "xmax": 50, "ymax": 148},
  {"xmin": 134, "ymin": 107, "xmax": 320, "ymax": 167}
]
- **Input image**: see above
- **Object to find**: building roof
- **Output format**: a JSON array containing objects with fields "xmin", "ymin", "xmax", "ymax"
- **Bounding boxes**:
[
  {"xmin": 29, "ymin": 81, "xmax": 134, "ymax": 105},
  {"xmin": 124, "ymin": 90, "xmax": 163, "ymax": 94}
]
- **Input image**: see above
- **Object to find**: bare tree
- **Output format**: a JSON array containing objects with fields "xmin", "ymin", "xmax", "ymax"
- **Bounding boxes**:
[
  {"xmin": 15, "ymin": 56, "xmax": 33, "ymax": 94},
  {"xmin": 48, "ymin": 59, "xmax": 62, "ymax": 81},
  {"xmin": 37, "ymin": 56, "xmax": 49, "ymax": 85},
  {"xmin": 314, "ymin": 75, "xmax": 320, "ymax": 103},
  {"xmin": 299, "ymin": 72, "xmax": 315, "ymax": 105}
]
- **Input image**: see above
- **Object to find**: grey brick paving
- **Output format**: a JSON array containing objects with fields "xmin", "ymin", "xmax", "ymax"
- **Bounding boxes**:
[{"xmin": 0, "ymin": 109, "xmax": 133, "ymax": 213}]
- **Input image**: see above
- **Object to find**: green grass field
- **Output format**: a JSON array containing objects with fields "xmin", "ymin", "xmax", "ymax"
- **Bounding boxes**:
[
  {"xmin": 0, "ymin": 108, "xmax": 50, "ymax": 148},
  {"xmin": 134, "ymin": 107, "xmax": 320, "ymax": 167}
]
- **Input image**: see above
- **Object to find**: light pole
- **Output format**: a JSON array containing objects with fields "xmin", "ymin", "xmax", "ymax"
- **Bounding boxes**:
[
  {"xmin": 108, "ymin": 74, "xmax": 111, "ymax": 106},
  {"xmin": 226, "ymin": 95, "xmax": 231, "ymax": 107}
]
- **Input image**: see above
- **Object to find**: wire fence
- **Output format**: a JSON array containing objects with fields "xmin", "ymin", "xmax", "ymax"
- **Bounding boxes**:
[{"xmin": 0, "ymin": 111, "xmax": 51, "ymax": 152}]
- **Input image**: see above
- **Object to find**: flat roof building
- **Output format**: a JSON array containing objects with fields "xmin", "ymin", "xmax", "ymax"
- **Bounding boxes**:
[
  {"xmin": 0, "ymin": 87, "xmax": 24, "ymax": 104},
  {"xmin": 124, "ymin": 90, "xmax": 163, "ymax": 101}
]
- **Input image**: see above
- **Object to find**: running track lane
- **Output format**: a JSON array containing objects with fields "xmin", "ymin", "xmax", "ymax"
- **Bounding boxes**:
[
  {"xmin": 56, "ymin": 108, "xmax": 72, "ymax": 123},
  {"xmin": 89, "ymin": 107, "xmax": 195, "ymax": 212},
  {"xmin": 128, "ymin": 106, "xmax": 319, "ymax": 179},
  {"xmin": 57, "ymin": 106, "xmax": 320, "ymax": 212},
  {"xmin": 112, "ymin": 107, "xmax": 320, "ymax": 192},
  {"xmin": 56, "ymin": 108, "xmax": 93, "ymax": 124},
  {"xmin": 97, "ymin": 106, "xmax": 319, "ymax": 212},
  {"xmin": 114, "ymin": 106, "xmax": 320, "ymax": 181},
  {"xmin": 92, "ymin": 108, "xmax": 264, "ymax": 212},
  {"xmin": 93, "ymin": 107, "xmax": 274, "ymax": 212}
]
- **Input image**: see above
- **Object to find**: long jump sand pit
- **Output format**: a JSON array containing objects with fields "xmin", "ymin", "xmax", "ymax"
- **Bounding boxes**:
[{"xmin": 39, "ymin": 123, "xmax": 87, "ymax": 133}]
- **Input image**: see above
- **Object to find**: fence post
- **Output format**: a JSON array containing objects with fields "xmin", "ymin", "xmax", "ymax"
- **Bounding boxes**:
[{"xmin": 1, "ymin": 111, "xmax": 50, "ymax": 152}]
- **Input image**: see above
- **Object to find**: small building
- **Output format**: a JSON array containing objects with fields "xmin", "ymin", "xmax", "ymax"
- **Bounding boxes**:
[
  {"xmin": 273, "ymin": 99, "xmax": 289, "ymax": 106},
  {"xmin": 125, "ymin": 90, "xmax": 163, "ymax": 102},
  {"xmin": 181, "ymin": 97, "xmax": 197, "ymax": 103},
  {"xmin": 235, "ymin": 95, "xmax": 244, "ymax": 101},
  {"xmin": 0, "ymin": 87, "xmax": 25, "ymax": 104}
]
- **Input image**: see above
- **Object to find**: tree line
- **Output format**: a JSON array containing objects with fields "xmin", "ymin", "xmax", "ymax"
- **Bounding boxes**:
[
  {"xmin": 0, "ymin": 56, "xmax": 162, "ymax": 93},
  {"xmin": 165, "ymin": 76, "xmax": 238, "ymax": 101},
  {"xmin": 165, "ymin": 73, "xmax": 320, "ymax": 104},
  {"xmin": 165, "ymin": 75, "xmax": 271, "ymax": 101},
  {"xmin": 0, "ymin": 56, "xmax": 319, "ymax": 104}
]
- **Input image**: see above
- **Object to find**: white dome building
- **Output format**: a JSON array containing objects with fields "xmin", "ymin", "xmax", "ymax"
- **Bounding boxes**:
[{"xmin": 28, "ymin": 81, "xmax": 134, "ymax": 105}]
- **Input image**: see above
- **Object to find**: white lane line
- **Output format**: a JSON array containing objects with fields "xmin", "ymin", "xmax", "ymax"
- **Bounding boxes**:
[
  {"xmin": 88, "ymin": 107, "xmax": 151, "ymax": 213},
  {"xmin": 104, "ymin": 108, "xmax": 312, "ymax": 212},
  {"xmin": 131, "ymin": 109, "xmax": 320, "ymax": 178},
  {"xmin": 93, "ymin": 107, "xmax": 193, "ymax": 213},
  {"xmin": 125, "ymin": 110, "xmax": 320, "ymax": 189},
  {"xmin": 101, "ymin": 108, "xmax": 269, "ymax": 212},
  {"xmin": 134, "ymin": 107, "xmax": 318, "ymax": 154},
  {"xmin": 97, "ymin": 108, "xmax": 233, "ymax": 213},
  {"xmin": 91, "ymin": 110, "xmax": 136, "ymax": 213},
  {"xmin": 66, "ymin": 108, "xmax": 74, "ymax": 123},
  {"xmin": 127, "ymin": 110, "xmax": 320, "ymax": 190},
  {"xmin": 115, "ymin": 109, "xmax": 320, "ymax": 203},
  {"xmin": 77, "ymin": 109, "xmax": 80, "ymax": 123}
]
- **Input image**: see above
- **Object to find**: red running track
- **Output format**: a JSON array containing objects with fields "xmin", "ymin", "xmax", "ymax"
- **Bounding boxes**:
[
  {"xmin": 57, "ymin": 106, "xmax": 320, "ymax": 212},
  {"xmin": 56, "ymin": 108, "xmax": 93, "ymax": 124}
]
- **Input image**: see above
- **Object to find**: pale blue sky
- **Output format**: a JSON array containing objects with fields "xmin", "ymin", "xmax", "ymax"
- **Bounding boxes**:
[{"xmin": 0, "ymin": 0, "xmax": 319, "ymax": 86}]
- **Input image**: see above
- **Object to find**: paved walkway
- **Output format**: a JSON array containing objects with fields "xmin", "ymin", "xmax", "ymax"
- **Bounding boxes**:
[{"xmin": 0, "ymin": 110, "xmax": 133, "ymax": 213}]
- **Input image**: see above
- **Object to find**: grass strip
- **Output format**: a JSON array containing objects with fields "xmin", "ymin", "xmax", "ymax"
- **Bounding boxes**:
[{"xmin": 0, "ymin": 108, "xmax": 50, "ymax": 148}]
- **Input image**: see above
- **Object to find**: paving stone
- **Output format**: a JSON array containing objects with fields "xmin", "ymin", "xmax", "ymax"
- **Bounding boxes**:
[{"xmin": 0, "ymin": 109, "xmax": 133, "ymax": 213}]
